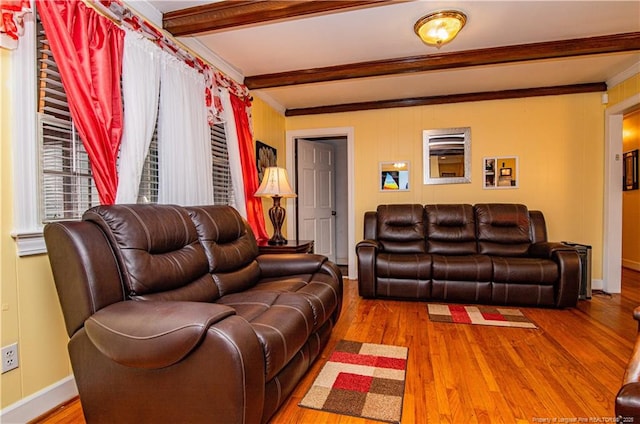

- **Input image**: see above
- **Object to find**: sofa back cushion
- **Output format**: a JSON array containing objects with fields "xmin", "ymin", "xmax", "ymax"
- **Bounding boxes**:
[
  {"xmin": 474, "ymin": 203, "xmax": 532, "ymax": 256},
  {"xmin": 83, "ymin": 204, "xmax": 219, "ymax": 302},
  {"xmin": 425, "ymin": 204, "xmax": 477, "ymax": 255},
  {"xmin": 376, "ymin": 204, "xmax": 426, "ymax": 253},
  {"xmin": 529, "ymin": 210, "xmax": 548, "ymax": 243},
  {"xmin": 187, "ymin": 205, "xmax": 260, "ymax": 295}
]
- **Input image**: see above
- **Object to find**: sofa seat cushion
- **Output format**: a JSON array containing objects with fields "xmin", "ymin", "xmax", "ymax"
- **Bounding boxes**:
[
  {"xmin": 492, "ymin": 257, "xmax": 558, "ymax": 284},
  {"xmin": 430, "ymin": 253, "xmax": 493, "ymax": 302},
  {"xmin": 377, "ymin": 253, "xmax": 432, "ymax": 279},
  {"xmin": 431, "ymin": 280, "xmax": 492, "ymax": 303},
  {"xmin": 491, "ymin": 283, "xmax": 556, "ymax": 306},
  {"xmin": 432, "ymin": 255, "xmax": 492, "ymax": 281},
  {"xmin": 216, "ymin": 291, "xmax": 314, "ymax": 380},
  {"xmin": 249, "ymin": 273, "xmax": 341, "ymax": 331}
]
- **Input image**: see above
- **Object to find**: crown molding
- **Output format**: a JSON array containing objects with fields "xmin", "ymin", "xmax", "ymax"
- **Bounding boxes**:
[
  {"xmin": 123, "ymin": 0, "xmax": 163, "ymax": 28},
  {"xmin": 607, "ymin": 60, "xmax": 640, "ymax": 89},
  {"xmin": 252, "ymin": 91, "xmax": 286, "ymax": 116}
]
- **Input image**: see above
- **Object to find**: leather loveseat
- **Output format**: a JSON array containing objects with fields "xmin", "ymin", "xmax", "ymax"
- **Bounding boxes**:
[
  {"xmin": 356, "ymin": 203, "xmax": 580, "ymax": 308},
  {"xmin": 44, "ymin": 204, "xmax": 342, "ymax": 424},
  {"xmin": 616, "ymin": 306, "xmax": 640, "ymax": 421}
]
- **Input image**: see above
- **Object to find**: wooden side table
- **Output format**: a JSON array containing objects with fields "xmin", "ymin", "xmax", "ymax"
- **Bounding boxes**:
[{"xmin": 257, "ymin": 239, "xmax": 314, "ymax": 254}]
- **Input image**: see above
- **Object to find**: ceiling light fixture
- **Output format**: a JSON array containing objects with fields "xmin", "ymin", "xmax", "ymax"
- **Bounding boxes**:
[{"xmin": 414, "ymin": 10, "xmax": 467, "ymax": 48}]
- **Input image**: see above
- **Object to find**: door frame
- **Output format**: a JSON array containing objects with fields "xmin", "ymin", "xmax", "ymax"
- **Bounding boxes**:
[
  {"xmin": 604, "ymin": 93, "xmax": 640, "ymax": 293},
  {"xmin": 286, "ymin": 127, "xmax": 355, "ymax": 278}
]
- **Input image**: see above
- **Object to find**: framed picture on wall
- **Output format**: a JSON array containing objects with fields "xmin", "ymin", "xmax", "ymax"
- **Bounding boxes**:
[
  {"xmin": 623, "ymin": 149, "xmax": 639, "ymax": 191},
  {"xmin": 483, "ymin": 156, "xmax": 519, "ymax": 189},
  {"xmin": 256, "ymin": 141, "xmax": 277, "ymax": 183},
  {"xmin": 379, "ymin": 161, "xmax": 410, "ymax": 191}
]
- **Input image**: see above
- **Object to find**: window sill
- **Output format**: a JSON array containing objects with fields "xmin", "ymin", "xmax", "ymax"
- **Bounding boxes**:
[{"xmin": 12, "ymin": 231, "xmax": 47, "ymax": 257}]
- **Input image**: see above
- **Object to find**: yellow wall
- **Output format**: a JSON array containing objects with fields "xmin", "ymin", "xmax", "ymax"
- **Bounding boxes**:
[
  {"xmin": 608, "ymin": 72, "xmax": 640, "ymax": 272},
  {"xmin": 608, "ymin": 73, "xmax": 640, "ymax": 107},
  {"xmin": 623, "ymin": 109, "xmax": 640, "ymax": 269},
  {"xmin": 251, "ymin": 97, "xmax": 287, "ymax": 236},
  {"xmin": 286, "ymin": 93, "xmax": 606, "ymax": 279},
  {"xmin": 1, "ymin": 48, "xmax": 71, "ymax": 410}
]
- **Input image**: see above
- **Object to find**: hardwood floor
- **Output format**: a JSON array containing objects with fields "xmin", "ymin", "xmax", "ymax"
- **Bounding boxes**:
[{"xmin": 35, "ymin": 268, "xmax": 640, "ymax": 424}]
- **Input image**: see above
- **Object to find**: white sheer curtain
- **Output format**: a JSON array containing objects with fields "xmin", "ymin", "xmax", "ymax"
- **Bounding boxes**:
[
  {"xmin": 116, "ymin": 30, "xmax": 161, "ymax": 204},
  {"xmin": 219, "ymin": 88, "xmax": 247, "ymax": 218},
  {"xmin": 157, "ymin": 53, "xmax": 214, "ymax": 205}
]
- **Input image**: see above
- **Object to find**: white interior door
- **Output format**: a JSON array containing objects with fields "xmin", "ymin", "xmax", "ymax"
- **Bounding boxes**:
[{"xmin": 297, "ymin": 139, "xmax": 336, "ymax": 262}]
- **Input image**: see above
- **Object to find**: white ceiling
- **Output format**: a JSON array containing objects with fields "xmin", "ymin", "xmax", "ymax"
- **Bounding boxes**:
[{"xmin": 146, "ymin": 1, "xmax": 640, "ymax": 113}]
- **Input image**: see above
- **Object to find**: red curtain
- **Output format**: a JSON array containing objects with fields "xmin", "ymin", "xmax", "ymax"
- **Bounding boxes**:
[
  {"xmin": 37, "ymin": 0, "xmax": 124, "ymax": 205},
  {"xmin": 230, "ymin": 94, "xmax": 269, "ymax": 240}
]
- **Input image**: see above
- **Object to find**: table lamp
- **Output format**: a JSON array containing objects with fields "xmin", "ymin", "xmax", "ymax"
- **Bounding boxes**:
[{"xmin": 255, "ymin": 167, "xmax": 297, "ymax": 245}]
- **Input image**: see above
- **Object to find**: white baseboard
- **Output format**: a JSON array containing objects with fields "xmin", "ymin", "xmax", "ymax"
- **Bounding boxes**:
[
  {"xmin": 0, "ymin": 375, "xmax": 78, "ymax": 424},
  {"xmin": 623, "ymin": 259, "xmax": 640, "ymax": 272},
  {"xmin": 591, "ymin": 278, "xmax": 604, "ymax": 291}
]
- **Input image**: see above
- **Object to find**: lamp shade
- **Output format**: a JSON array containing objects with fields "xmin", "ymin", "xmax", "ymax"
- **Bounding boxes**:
[
  {"xmin": 414, "ymin": 10, "xmax": 466, "ymax": 48},
  {"xmin": 255, "ymin": 167, "xmax": 297, "ymax": 198}
]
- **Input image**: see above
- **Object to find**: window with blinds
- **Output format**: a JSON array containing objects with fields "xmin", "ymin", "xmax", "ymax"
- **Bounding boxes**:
[
  {"xmin": 137, "ymin": 130, "xmax": 159, "ymax": 204},
  {"xmin": 37, "ymin": 18, "xmax": 100, "ymax": 221},
  {"xmin": 211, "ymin": 122, "xmax": 234, "ymax": 205},
  {"xmin": 35, "ymin": 13, "xmax": 234, "ymax": 221}
]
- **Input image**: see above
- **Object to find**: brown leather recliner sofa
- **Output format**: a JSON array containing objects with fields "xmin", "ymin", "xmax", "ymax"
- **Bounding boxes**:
[
  {"xmin": 616, "ymin": 306, "xmax": 640, "ymax": 421},
  {"xmin": 44, "ymin": 204, "xmax": 343, "ymax": 424},
  {"xmin": 356, "ymin": 203, "xmax": 580, "ymax": 307}
]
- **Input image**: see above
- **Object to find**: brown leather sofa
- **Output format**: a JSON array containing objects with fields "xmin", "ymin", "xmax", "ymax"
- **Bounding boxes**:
[
  {"xmin": 356, "ymin": 203, "xmax": 580, "ymax": 307},
  {"xmin": 44, "ymin": 204, "xmax": 342, "ymax": 424},
  {"xmin": 616, "ymin": 306, "xmax": 640, "ymax": 421}
]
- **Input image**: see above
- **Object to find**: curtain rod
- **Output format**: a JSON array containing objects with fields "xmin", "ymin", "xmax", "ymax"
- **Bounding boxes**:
[{"xmin": 84, "ymin": 0, "xmax": 249, "ymax": 99}]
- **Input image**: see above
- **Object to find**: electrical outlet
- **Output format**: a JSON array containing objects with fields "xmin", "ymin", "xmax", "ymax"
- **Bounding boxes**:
[{"xmin": 2, "ymin": 343, "xmax": 19, "ymax": 373}]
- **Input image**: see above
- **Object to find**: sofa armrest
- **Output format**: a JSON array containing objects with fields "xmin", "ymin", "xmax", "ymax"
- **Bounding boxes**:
[
  {"xmin": 616, "ymin": 307, "xmax": 640, "ymax": 421},
  {"xmin": 356, "ymin": 240, "xmax": 380, "ymax": 298},
  {"xmin": 75, "ymin": 300, "xmax": 266, "ymax": 424},
  {"xmin": 528, "ymin": 241, "xmax": 577, "ymax": 259},
  {"xmin": 616, "ymin": 383, "xmax": 640, "ymax": 421},
  {"xmin": 85, "ymin": 300, "xmax": 238, "ymax": 369},
  {"xmin": 256, "ymin": 253, "xmax": 329, "ymax": 277},
  {"xmin": 357, "ymin": 239, "xmax": 380, "ymax": 251},
  {"xmin": 528, "ymin": 242, "xmax": 581, "ymax": 307},
  {"xmin": 622, "ymin": 308, "xmax": 640, "ymax": 385}
]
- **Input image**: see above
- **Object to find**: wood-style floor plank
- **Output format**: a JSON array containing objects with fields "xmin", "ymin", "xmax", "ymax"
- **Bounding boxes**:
[{"xmin": 33, "ymin": 268, "xmax": 640, "ymax": 424}]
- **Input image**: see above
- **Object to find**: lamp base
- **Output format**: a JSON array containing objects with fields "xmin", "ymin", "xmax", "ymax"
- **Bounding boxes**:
[
  {"xmin": 267, "ymin": 236, "xmax": 288, "ymax": 246},
  {"xmin": 267, "ymin": 195, "xmax": 288, "ymax": 246}
]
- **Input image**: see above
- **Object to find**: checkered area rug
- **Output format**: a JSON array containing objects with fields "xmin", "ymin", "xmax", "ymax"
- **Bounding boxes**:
[
  {"xmin": 427, "ymin": 304, "xmax": 537, "ymax": 329},
  {"xmin": 299, "ymin": 340, "xmax": 408, "ymax": 423}
]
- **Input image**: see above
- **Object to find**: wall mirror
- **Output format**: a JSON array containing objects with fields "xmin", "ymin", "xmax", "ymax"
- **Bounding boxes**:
[
  {"xmin": 422, "ymin": 127, "xmax": 471, "ymax": 185},
  {"xmin": 483, "ymin": 156, "xmax": 519, "ymax": 189}
]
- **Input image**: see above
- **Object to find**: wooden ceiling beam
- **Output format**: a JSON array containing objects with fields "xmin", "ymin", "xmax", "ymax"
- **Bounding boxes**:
[
  {"xmin": 163, "ymin": 0, "xmax": 397, "ymax": 37},
  {"xmin": 246, "ymin": 32, "xmax": 640, "ymax": 89},
  {"xmin": 284, "ymin": 82, "xmax": 608, "ymax": 116}
]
